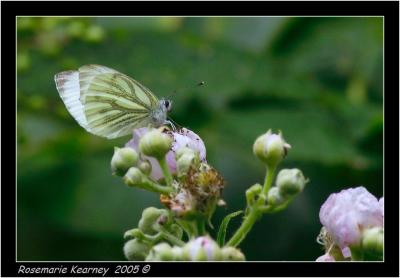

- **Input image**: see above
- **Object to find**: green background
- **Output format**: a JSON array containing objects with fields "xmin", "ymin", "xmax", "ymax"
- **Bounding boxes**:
[{"xmin": 17, "ymin": 17, "xmax": 383, "ymax": 261}]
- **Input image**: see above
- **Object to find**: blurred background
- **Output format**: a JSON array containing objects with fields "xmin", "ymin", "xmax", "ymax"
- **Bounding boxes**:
[{"xmin": 17, "ymin": 17, "xmax": 383, "ymax": 261}]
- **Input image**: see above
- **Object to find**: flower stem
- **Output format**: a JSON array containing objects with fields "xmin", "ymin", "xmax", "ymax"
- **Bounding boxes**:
[
  {"xmin": 158, "ymin": 227, "xmax": 185, "ymax": 247},
  {"xmin": 227, "ymin": 166, "xmax": 277, "ymax": 247},
  {"xmin": 141, "ymin": 178, "xmax": 174, "ymax": 195},
  {"xmin": 158, "ymin": 157, "xmax": 173, "ymax": 187},
  {"xmin": 196, "ymin": 218, "xmax": 206, "ymax": 236},
  {"xmin": 226, "ymin": 207, "xmax": 261, "ymax": 247},
  {"xmin": 262, "ymin": 165, "xmax": 276, "ymax": 196}
]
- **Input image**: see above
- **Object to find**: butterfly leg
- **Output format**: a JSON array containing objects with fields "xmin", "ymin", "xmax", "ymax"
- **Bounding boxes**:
[{"xmin": 165, "ymin": 120, "xmax": 176, "ymax": 131}]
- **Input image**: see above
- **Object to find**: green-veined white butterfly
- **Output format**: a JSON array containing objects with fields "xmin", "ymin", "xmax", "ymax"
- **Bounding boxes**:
[{"xmin": 54, "ymin": 64, "xmax": 174, "ymax": 139}]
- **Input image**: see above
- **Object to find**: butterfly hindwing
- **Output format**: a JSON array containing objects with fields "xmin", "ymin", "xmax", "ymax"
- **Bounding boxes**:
[{"xmin": 55, "ymin": 64, "xmax": 159, "ymax": 139}]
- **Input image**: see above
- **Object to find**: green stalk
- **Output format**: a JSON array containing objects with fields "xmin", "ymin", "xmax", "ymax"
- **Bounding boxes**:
[
  {"xmin": 227, "ymin": 165, "xmax": 277, "ymax": 247},
  {"xmin": 158, "ymin": 157, "xmax": 173, "ymax": 187},
  {"xmin": 226, "ymin": 208, "xmax": 261, "ymax": 247},
  {"xmin": 262, "ymin": 165, "xmax": 276, "ymax": 196},
  {"xmin": 141, "ymin": 178, "xmax": 174, "ymax": 195},
  {"xmin": 158, "ymin": 227, "xmax": 185, "ymax": 247},
  {"xmin": 196, "ymin": 218, "xmax": 206, "ymax": 236}
]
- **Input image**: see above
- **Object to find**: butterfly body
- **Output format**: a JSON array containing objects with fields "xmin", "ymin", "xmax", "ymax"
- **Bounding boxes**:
[{"xmin": 55, "ymin": 65, "xmax": 172, "ymax": 139}]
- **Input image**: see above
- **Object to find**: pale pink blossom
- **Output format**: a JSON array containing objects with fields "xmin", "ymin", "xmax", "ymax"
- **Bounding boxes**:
[
  {"xmin": 341, "ymin": 247, "xmax": 351, "ymax": 258},
  {"xmin": 319, "ymin": 186, "xmax": 383, "ymax": 249},
  {"xmin": 379, "ymin": 197, "xmax": 384, "ymax": 217},
  {"xmin": 316, "ymin": 253, "xmax": 335, "ymax": 262},
  {"xmin": 126, "ymin": 127, "xmax": 206, "ymax": 180}
]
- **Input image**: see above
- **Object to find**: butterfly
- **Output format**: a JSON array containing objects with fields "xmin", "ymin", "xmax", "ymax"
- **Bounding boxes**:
[{"xmin": 54, "ymin": 64, "xmax": 174, "ymax": 139}]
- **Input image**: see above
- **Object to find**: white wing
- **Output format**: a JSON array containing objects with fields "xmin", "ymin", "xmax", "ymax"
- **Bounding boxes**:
[{"xmin": 54, "ymin": 65, "xmax": 159, "ymax": 139}]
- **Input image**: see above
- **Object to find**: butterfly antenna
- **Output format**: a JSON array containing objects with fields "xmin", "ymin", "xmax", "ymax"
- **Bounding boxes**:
[{"xmin": 167, "ymin": 80, "xmax": 206, "ymax": 99}]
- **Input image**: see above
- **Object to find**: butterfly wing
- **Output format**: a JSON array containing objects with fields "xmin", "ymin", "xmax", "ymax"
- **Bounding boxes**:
[{"xmin": 55, "ymin": 65, "xmax": 159, "ymax": 139}]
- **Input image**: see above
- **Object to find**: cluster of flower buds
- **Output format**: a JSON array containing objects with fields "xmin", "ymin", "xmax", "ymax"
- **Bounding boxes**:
[
  {"xmin": 124, "ymin": 127, "xmax": 206, "ymax": 181},
  {"xmin": 117, "ymin": 127, "xmax": 225, "ymax": 222},
  {"xmin": 145, "ymin": 236, "xmax": 245, "ymax": 261},
  {"xmin": 249, "ymin": 130, "xmax": 307, "ymax": 210},
  {"xmin": 317, "ymin": 186, "xmax": 383, "ymax": 261},
  {"xmin": 123, "ymin": 207, "xmax": 183, "ymax": 261},
  {"xmin": 266, "ymin": 168, "xmax": 308, "ymax": 210}
]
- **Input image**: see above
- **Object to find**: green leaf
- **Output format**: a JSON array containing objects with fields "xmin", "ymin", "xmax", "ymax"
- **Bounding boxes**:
[{"xmin": 217, "ymin": 210, "xmax": 243, "ymax": 247}]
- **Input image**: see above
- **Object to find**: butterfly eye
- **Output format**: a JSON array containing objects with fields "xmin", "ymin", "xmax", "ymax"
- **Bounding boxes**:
[{"xmin": 164, "ymin": 100, "xmax": 172, "ymax": 111}]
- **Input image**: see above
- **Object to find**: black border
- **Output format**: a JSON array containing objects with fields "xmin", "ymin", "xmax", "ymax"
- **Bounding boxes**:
[{"xmin": 3, "ymin": 1, "xmax": 399, "ymax": 277}]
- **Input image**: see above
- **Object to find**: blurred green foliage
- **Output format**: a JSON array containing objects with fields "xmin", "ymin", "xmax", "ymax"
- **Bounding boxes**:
[{"xmin": 17, "ymin": 16, "xmax": 383, "ymax": 261}]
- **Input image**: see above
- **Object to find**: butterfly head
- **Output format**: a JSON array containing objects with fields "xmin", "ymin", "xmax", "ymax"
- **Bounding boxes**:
[{"xmin": 160, "ymin": 98, "xmax": 173, "ymax": 112}]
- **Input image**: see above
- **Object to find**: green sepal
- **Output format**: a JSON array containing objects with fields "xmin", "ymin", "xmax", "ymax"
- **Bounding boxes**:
[{"xmin": 217, "ymin": 210, "xmax": 243, "ymax": 247}]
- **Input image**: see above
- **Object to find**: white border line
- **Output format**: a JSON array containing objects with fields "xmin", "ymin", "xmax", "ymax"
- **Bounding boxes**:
[{"xmin": 15, "ymin": 15, "xmax": 385, "ymax": 263}]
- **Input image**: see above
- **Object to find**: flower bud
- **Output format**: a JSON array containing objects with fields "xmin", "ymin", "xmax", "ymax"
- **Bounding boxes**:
[
  {"xmin": 123, "ymin": 167, "xmax": 144, "ymax": 187},
  {"xmin": 276, "ymin": 168, "xmax": 307, "ymax": 197},
  {"xmin": 362, "ymin": 227, "xmax": 383, "ymax": 258},
  {"xmin": 177, "ymin": 152, "xmax": 199, "ymax": 176},
  {"xmin": 139, "ymin": 129, "xmax": 172, "ymax": 160},
  {"xmin": 138, "ymin": 207, "xmax": 169, "ymax": 235},
  {"xmin": 220, "ymin": 247, "xmax": 245, "ymax": 261},
  {"xmin": 111, "ymin": 147, "xmax": 139, "ymax": 176},
  {"xmin": 182, "ymin": 236, "xmax": 222, "ymax": 261},
  {"xmin": 253, "ymin": 130, "xmax": 291, "ymax": 167},
  {"xmin": 267, "ymin": 187, "xmax": 285, "ymax": 207},
  {"xmin": 175, "ymin": 147, "xmax": 196, "ymax": 160},
  {"xmin": 137, "ymin": 160, "xmax": 152, "ymax": 176},
  {"xmin": 123, "ymin": 239, "xmax": 151, "ymax": 261},
  {"xmin": 171, "ymin": 246, "xmax": 184, "ymax": 261},
  {"xmin": 145, "ymin": 243, "xmax": 174, "ymax": 261}
]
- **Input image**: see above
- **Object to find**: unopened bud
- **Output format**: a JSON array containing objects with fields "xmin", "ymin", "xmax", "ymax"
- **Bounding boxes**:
[
  {"xmin": 138, "ymin": 207, "xmax": 169, "ymax": 235},
  {"xmin": 267, "ymin": 187, "xmax": 285, "ymax": 207},
  {"xmin": 123, "ymin": 167, "xmax": 144, "ymax": 187},
  {"xmin": 145, "ymin": 243, "xmax": 174, "ymax": 261},
  {"xmin": 123, "ymin": 239, "xmax": 151, "ymax": 261},
  {"xmin": 139, "ymin": 129, "xmax": 172, "ymax": 160},
  {"xmin": 111, "ymin": 147, "xmax": 139, "ymax": 176},
  {"xmin": 276, "ymin": 168, "xmax": 307, "ymax": 197},
  {"xmin": 171, "ymin": 246, "xmax": 184, "ymax": 261},
  {"xmin": 177, "ymin": 152, "xmax": 199, "ymax": 176},
  {"xmin": 138, "ymin": 160, "xmax": 152, "ymax": 176},
  {"xmin": 253, "ymin": 130, "xmax": 291, "ymax": 167},
  {"xmin": 182, "ymin": 236, "xmax": 221, "ymax": 261},
  {"xmin": 220, "ymin": 247, "xmax": 245, "ymax": 261}
]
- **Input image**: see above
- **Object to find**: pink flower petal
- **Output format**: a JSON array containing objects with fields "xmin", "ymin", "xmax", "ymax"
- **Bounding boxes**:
[
  {"xmin": 316, "ymin": 253, "xmax": 335, "ymax": 262},
  {"xmin": 319, "ymin": 186, "xmax": 383, "ymax": 249}
]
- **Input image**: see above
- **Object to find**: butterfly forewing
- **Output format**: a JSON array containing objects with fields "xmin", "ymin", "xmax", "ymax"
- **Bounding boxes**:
[{"xmin": 55, "ymin": 64, "xmax": 160, "ymax": 139}]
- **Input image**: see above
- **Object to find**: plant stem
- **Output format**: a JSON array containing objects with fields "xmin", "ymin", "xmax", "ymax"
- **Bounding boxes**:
[
  {"xmin": 196, "ymin": 218, "xmax": 206, "ymax": 236},
  {"xmin": 141, "ymin": 178, "xmax": 174, "ymax": 195},
  {"xmin": 262, "ymin": 165, "xmax": 276, "ymax": 196},
  {"xmin": 227, "ymin": 165, "xmax": 277, "ymax": 247},
  {"xmin": 176, "ymin": 219, "xmax": 196, "ymax": 239},
  {"xmin": 158, "ymin": 157, "xmax": 173, "ymax": 187},
  {"xmin": 158, "ymin": 227, "xmax": 185, "ymax": 247},
  {"xmin": 226, "ymin": 207, "xmax": 261, "ymax": 247}
]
